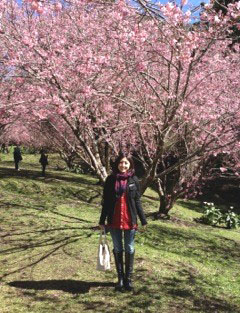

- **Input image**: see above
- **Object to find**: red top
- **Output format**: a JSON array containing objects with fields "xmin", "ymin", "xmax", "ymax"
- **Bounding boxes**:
[{"xmin": 108, "ymin": 192, "xmax": 137, "ymax": 230}]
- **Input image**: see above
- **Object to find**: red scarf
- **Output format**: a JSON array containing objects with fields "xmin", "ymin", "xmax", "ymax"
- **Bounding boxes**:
[{"xmin": 115, "ymin": 170, "xmax": 134, "ymax": 198}]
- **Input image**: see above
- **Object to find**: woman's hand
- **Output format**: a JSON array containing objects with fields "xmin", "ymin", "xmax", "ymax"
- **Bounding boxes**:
[
  {"xmin": 139, "ymin": 224, "xmax": 147, "ymax": 232},
  {"xmin": 99, "ymin": 224, "xmax": 105, "ymax": 231}
]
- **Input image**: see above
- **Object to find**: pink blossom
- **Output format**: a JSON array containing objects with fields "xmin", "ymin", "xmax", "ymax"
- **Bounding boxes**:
[
  {"xmin": 0, "ymin": 0, "xmax": 240, "ymax": 188},
  {"xmin": 220, "ymin": 167, "xmax": 227, "ymax": 172},
  {"xmin": 31, "ymin": 1, "xmax": 38, "ymax": 11},
  {"xmin": 181, "ymin": 0, "xmax": 188, "ymax": 6},
  {"xmin": 55, "ymin": 3, "xmax": 62, "ymax": 12}
]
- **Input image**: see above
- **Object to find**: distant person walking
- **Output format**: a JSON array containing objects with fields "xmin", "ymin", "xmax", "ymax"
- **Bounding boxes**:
[
  {"xmin": 13, "ymin": 146, "xmax": 22, "ymax": 171},
  {"xmin": 39, "ymin": 150, "xmax": 48, "ymax": 177}
]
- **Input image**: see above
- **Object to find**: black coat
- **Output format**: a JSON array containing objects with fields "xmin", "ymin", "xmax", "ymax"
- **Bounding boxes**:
[
  {"xmin": 13, "ymin": 148, "xmax": 22, "ymax": 162},
  {"xmin": 99, "ymin": 174, "xmax": 147, "ymax": 227},
  {"xmin": 39, "ymin": 154, "xmax": 48, "ymax": 166}
]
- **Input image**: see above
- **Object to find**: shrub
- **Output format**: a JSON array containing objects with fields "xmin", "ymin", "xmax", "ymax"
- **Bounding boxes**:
[
  {"xmin": 199, "ymin": 202, "xmax": 223, "ymax": 226},
  {"xmin": 223, "ymin": 208, "xmax": 239, "ymax": 229},
  {"xmin": 198, "ymin": 203, "xmax": 240, "ymax": 229}
]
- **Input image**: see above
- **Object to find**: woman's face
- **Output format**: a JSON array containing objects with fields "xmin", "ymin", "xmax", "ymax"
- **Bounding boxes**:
[{"xmin": 118, "ymin": 157, "xmax": 131, "ymax": 173}]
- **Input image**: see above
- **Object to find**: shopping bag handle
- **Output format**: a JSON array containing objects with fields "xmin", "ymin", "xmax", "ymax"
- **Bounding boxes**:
[{"xmin": 99, "ymin": 228, "xmax": 107, "ymax": 244}]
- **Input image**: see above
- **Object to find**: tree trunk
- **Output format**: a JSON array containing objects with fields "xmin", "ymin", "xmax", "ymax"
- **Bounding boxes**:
[
  {"xmin": 157, "ymin": 195, "xmax": 173, "ymax": 218},
  {"xmin": 154, "ymin": 178, "xmax": 175, "ymax": 219}
]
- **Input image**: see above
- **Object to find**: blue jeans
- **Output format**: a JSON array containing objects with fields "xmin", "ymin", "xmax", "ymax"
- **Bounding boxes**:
[{"xmin": 109, "ymin": 229, "xmax": 136, "ymax": 254}]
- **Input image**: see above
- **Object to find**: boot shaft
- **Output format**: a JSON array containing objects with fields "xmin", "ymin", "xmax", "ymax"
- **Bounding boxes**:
[
  {"xmin": 113, "ymin": 250, "xmax": 124, "ymax": 275},
  {"xmin": 125, "ymin": 252, "xmax": 135, "ymax": 291},
  {"xmin": 113, "ymin": 250, "xmax": 124, "ymax": 291},
  {"xmin": 125, "ymin": 252, "xmax": 134, "ymax": 276}
]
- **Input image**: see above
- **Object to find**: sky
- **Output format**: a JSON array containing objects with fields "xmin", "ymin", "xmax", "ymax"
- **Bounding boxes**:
[
  {"xmin": 16, "ymin": 0, "xmax": 209, "ymax": 7},
  {"xmin": 15, "ymin": 0, "xmax": 209, "ymax": 20}
]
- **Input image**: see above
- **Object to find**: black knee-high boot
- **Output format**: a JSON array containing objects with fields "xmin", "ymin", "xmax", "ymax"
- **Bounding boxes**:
[
  {"xmin": 113, "ymin": 250, "xmax": 124, "ymax": 291},
  {"xmin": 125, "ymin": 252, "xmax": 135, "ymax": 291}
]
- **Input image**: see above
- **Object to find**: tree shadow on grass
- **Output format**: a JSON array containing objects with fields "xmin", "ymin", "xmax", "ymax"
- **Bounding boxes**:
[
  {"xmin": 163, "ymin": 274, "xmax": 239, "ymax": 313},
  {"xmin": 137, "ymin": 224, "xmax": 240, "ymax": 263},
  {"xmin": 133, "ymin": 266, "xmax": 240, "ymax": 313},
  {"xmin": 0, "ymin": 166, "xmax": 97, "ymax": 186},
  {"xmin": 0, "ymin": 229, "xmax": 95, "ymax": 280},
  {"xmin": 8, "ymin": 279, "xmax": 114, "ymax": 294},
  {"xmin": 0, "ymin": 166, "xmax": 102, "ymax": 204},
  {"xmin": 142, "ymin": 194, "xmax": 159, "ymax": 201},
  {"xmin": 176, "ymin": 199, "xmax": 204, "ymax": 214},
  {"xmin": 0, "ymin": 166, "xmax": 39, "ymax": 179},
  {"xmin": 0, "ymin": 200, "xmax": 93, "ymax": 228}
]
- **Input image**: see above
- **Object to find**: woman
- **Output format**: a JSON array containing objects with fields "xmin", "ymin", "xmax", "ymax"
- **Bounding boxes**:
[{"xmin": 99, "ymin": 153, "xmax": 147, "ymax": 291}]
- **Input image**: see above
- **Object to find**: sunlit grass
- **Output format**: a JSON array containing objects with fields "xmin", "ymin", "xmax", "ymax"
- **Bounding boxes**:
[{"xmin": 1, "ymin": 151, "xmax": 240, "ymax": 313}]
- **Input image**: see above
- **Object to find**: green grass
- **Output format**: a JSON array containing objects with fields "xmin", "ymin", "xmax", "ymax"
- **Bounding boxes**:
[{"xmin": 1, "ymin": 152, "xmax": 240, "ymax": 313}]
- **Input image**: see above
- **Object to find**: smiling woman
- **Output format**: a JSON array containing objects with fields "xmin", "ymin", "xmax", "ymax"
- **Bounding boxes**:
[
  {"xmin": 117, "ymin": 157, "xmax": 131, "ymax": 173},
  {"xmin": 99, "ymin": 152, "xmax": 147, "ymax": 292}
]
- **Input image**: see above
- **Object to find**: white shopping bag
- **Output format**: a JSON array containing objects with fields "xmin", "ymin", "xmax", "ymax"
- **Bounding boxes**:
[{"xmin": 96, "ymin": 229, "xmax": 111, "ymax": 271}]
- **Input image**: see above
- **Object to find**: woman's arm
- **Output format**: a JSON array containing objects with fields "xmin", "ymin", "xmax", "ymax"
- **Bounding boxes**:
[
  {"xmin": 98, "ymin": 176, "xmax": 112, "ymax": 225},
  {"xmin": 134, "ymin": 176, "xmax": 147, "ymax": 226}
]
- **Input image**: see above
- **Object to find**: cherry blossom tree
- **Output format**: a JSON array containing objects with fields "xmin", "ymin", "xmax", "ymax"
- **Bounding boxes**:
[
  {"xmin": 1, "ymin": 0, "xmax": 240, "ymax": 215},
  {"xmin": 0, "ymin": 0, "xmax": 128, "ymax": 180},
  {"xmin": 119, "ymin": 0, "xmax": 240, "ymax": 215}
]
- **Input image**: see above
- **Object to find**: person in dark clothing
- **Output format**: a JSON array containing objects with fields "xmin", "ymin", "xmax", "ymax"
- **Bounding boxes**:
[
  {"xmin": 13, "ymin": 146, "xmax": 22, "ymax": 170},
  {"xmin": 99, "ymin": 153, "xmax": 147, "ymax": 292},
  {"xmin": 39, "ymin": 150, "xmax": 48, "ymax": 177}
]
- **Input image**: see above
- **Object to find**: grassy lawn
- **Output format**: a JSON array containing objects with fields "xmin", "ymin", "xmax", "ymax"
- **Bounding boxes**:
[{"xmin": 0, "ymin": 151, "xmax": 240, "ymax": 313}]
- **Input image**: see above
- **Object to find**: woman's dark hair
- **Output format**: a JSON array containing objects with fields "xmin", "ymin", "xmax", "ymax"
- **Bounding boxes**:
[{"xmin": 113, "ymin": 152, "xmax": 135, "ymax": 174}]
